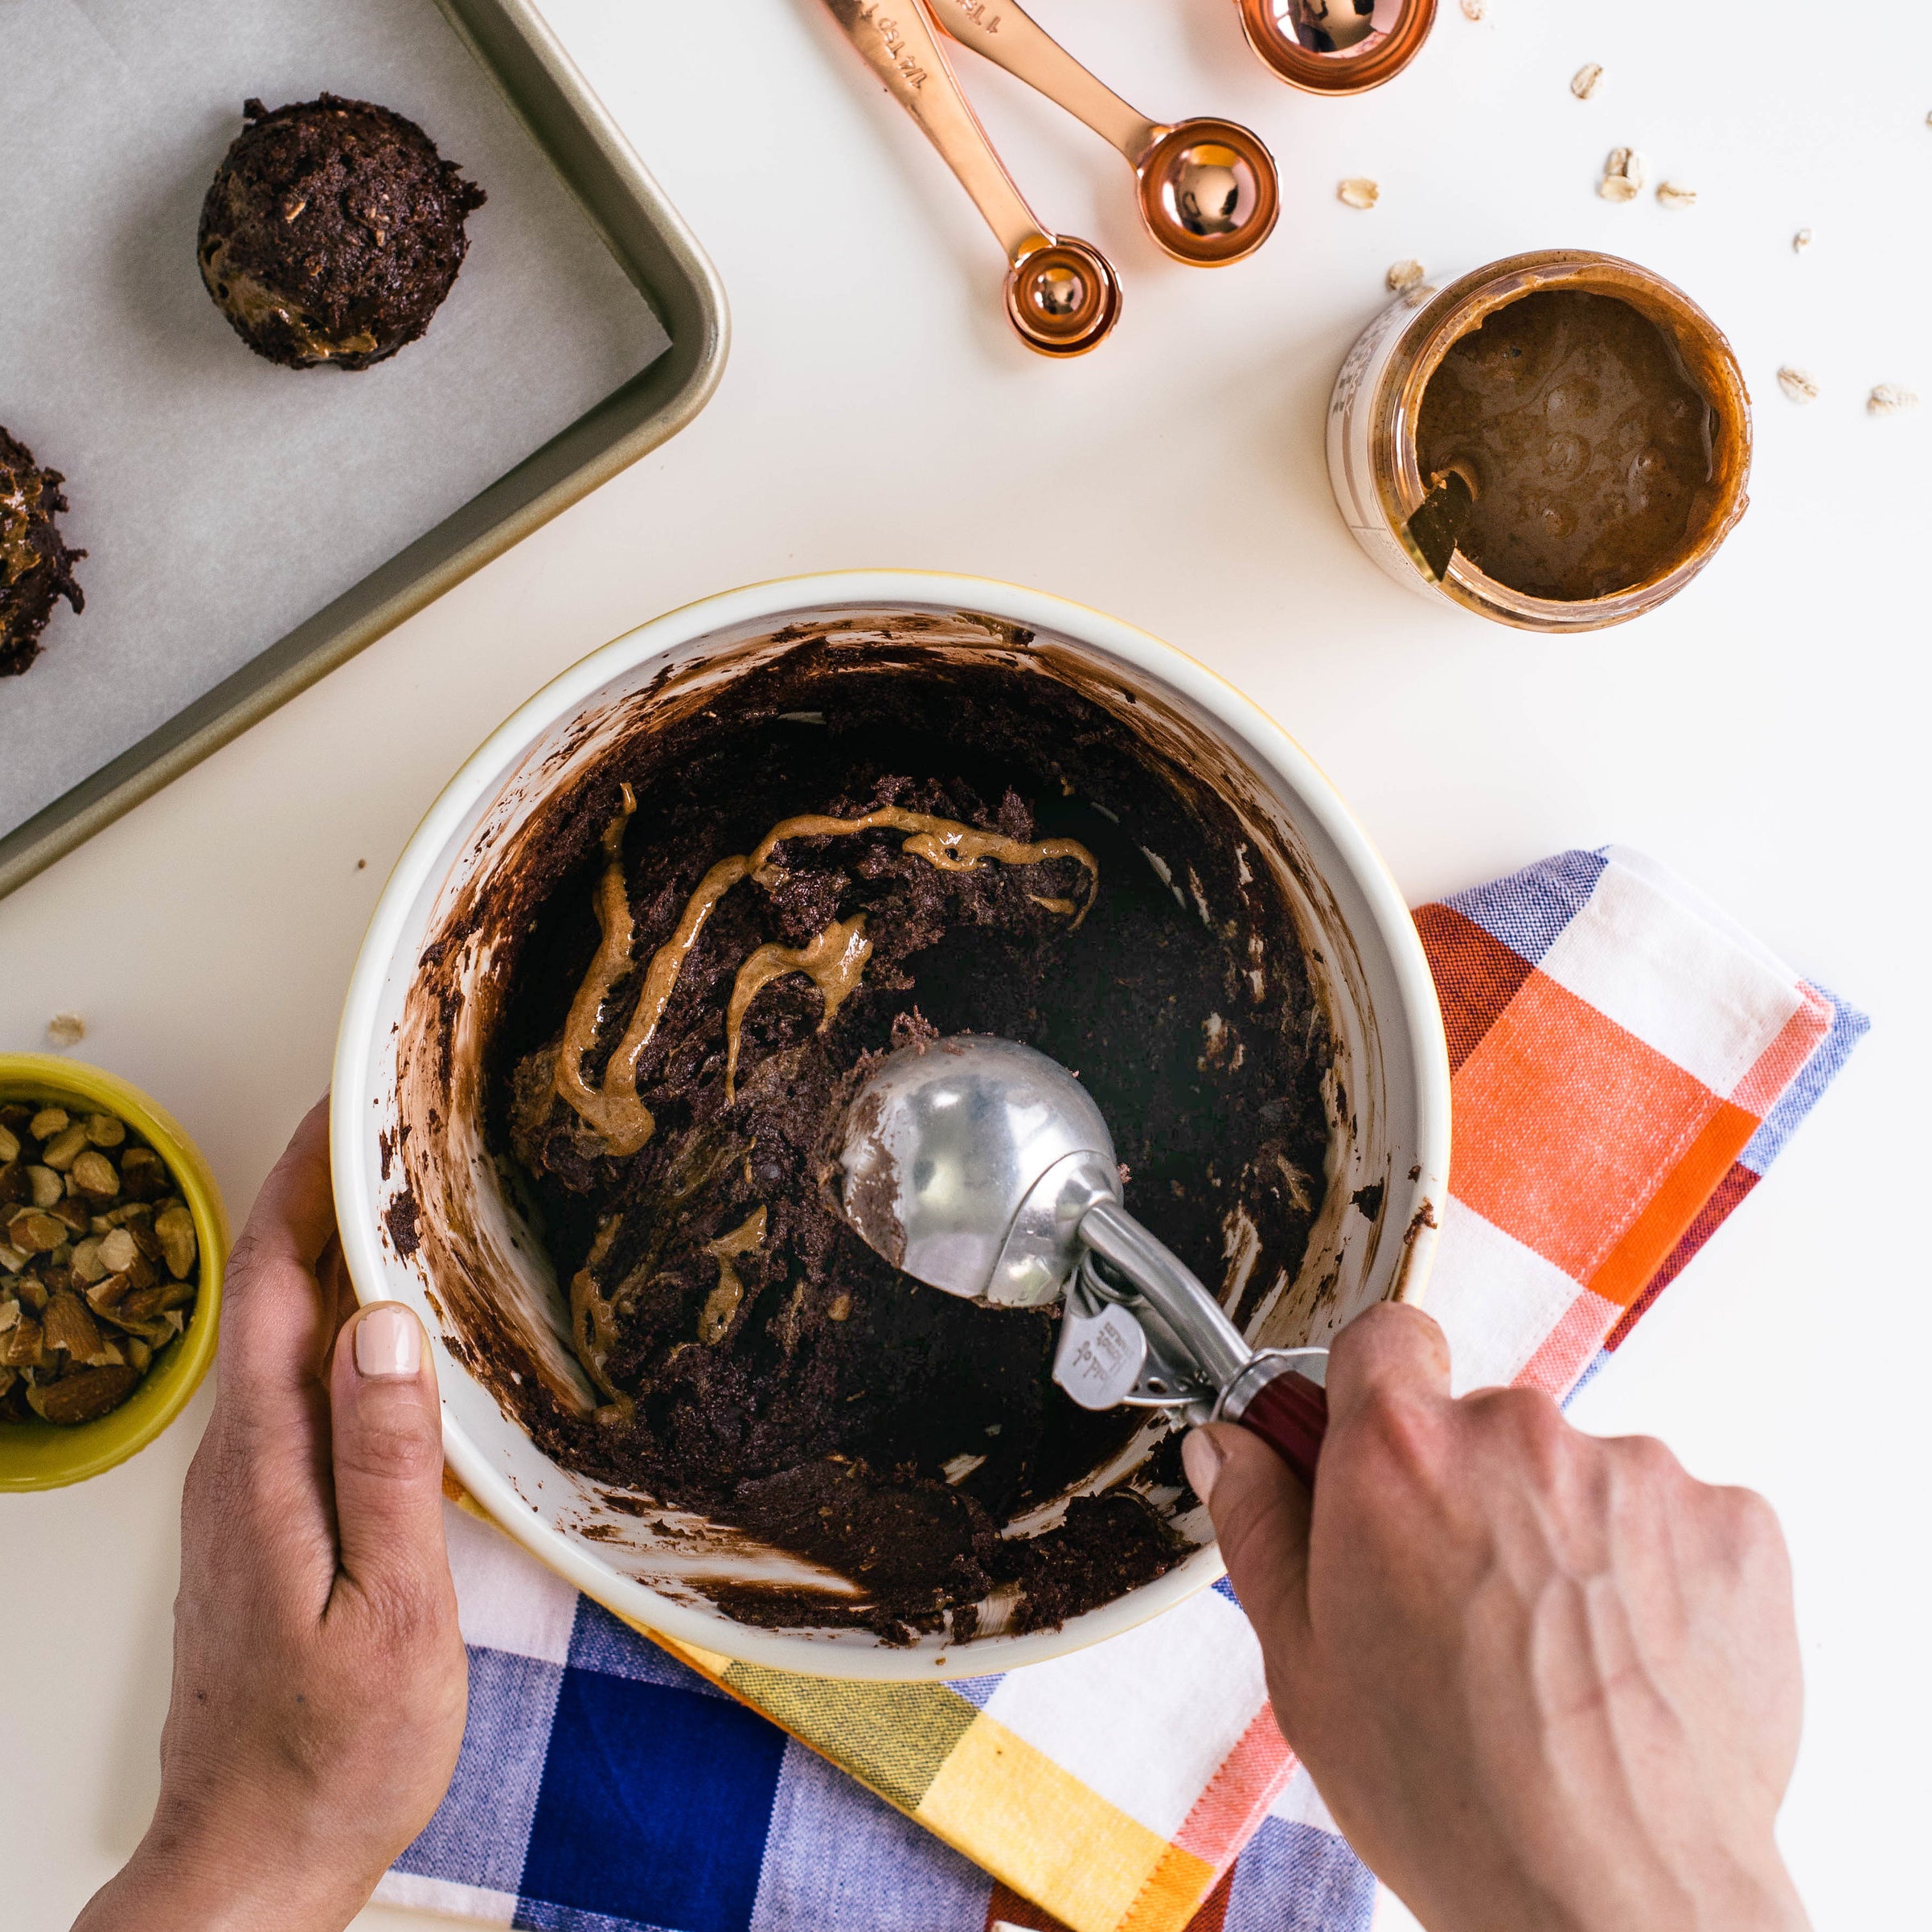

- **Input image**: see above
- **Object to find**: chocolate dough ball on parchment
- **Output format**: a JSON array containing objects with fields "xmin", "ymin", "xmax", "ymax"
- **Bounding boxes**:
[
  {"xmin": 197, "ymin": 94, "xmax": 486, "ymax": 371},
  {"xmin": 1, "ymin": 428, "xmax": 85, "ymax": 679}
]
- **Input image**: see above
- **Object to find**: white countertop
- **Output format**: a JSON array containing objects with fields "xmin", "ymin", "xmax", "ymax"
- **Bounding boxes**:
[{"xmin": 5, "ymin": 2, "xmax": 1926, "ymax": 1926}]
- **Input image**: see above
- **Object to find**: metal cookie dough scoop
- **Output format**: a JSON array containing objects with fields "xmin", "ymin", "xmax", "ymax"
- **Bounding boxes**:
[{"xmin": 839, "ymin": 1035, "xmax": 1331, "ymax": 1487}]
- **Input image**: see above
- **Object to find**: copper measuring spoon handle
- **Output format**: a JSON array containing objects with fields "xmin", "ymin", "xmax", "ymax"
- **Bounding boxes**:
[
  {"xmin": 929, "ymin": 0, "xmax": 1278, "ymax": 265},
  {"xmin": 819, "ymin": 0, "xmax": 1120, "ymax": 353},
  {"xmin": 823, "ymin": 0, "xmax": 1041, "ymax": 264},
  {"xmin": 929, "ymin": 0, "xmax": 1158, "ymax": 157}
]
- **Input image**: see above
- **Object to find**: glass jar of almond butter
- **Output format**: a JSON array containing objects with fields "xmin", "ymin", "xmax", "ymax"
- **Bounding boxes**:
[{"xmin": 1326, "ymin": 249, "xmax": 1753, "ymax": 633}]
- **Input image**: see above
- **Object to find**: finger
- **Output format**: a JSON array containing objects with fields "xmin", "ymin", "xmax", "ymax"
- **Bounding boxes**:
[
  {"xmin": 1185, "ymin": 1422, "xmax": 1315, "ymax": 1707},
  {"xmin": 1323, "ymin": 1300, "xmax": 1452, "ymax": 1426},
  {"xmin": 218, "ymin": 1097, "xmax": 338, "ymax": 1410},
  {"xmin": 232, "ymin": 1095, "xmax": 338, "ymax": 1276},
  {"xmin": 316, "ymin": 1234, "xmax": 356, "ymax": 1352},
  {"xmin": 188, "ymin": 1101, "xmax": 347, "ymax": 1610},
  {"xmin": 328, "ymin": 1302, "xmax": 451, "ymax": 1618}
]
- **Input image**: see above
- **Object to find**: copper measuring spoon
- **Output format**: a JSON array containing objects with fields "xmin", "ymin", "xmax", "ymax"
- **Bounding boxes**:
[
  {"xmin": 822, "ymin": 0, "xmax": 1120, "ymax": 356},
  {"xmin": 1236, "ymin": 0, "xmax": 1437, "ymax": 93},
  {"xmin": 928, "ymin": 0, "xmax": 1278, "ymax": 266}
]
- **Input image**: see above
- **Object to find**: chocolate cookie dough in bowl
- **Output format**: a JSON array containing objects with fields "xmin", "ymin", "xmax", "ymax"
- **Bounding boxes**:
[{"xmin": 333, "ymin": 572, "xmax": 1449, "ymax": 1678}]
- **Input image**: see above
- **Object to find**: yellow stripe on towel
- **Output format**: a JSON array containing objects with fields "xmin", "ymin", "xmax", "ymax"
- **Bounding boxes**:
[
  {"xmin": 725, "ymin": 1663, "xmax": 979, "ymax": 1814},
  {"xmin": 916, "ymin": 1709, "xmax": 1195, "ymax": 1932},
  {"xmin": 640, "ymin": 1619, "xmax": 1208, "ymax": 1932}
]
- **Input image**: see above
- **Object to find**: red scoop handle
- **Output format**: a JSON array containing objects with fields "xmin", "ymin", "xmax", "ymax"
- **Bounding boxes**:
[{"xmin": 1231, "ymin": 1368, "xmax": 1329, "ymax": 1490}]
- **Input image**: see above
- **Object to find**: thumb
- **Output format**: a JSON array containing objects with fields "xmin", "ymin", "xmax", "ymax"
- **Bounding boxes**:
[
  {"xmin": 1185, "ymin": 1422, "xmax": 1315, "ymax": 1701},
  {"xmin": 327, "ymin": 1302, "xmax": 451, "ymax": 1612}
]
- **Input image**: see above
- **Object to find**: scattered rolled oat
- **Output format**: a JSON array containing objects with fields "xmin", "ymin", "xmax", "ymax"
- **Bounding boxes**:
[
  {"xmin": 1598, "ymin": 147, "xmax": 1645, "ymax": 202},
  {"xmin": 1792, "ymin": 227, "xmax": 1813, "ymax": 253},
  {"xmin": 1338, "ymin": 178, "xmax": 1380, "ymax": 210},
  {"xmin": 1460, "ymin": 0, "xmax": 1486, "ymax": 18},
  {"xmin": 1655, "ymin": 181, "xmax": 1697, "ymax": 210},
  {"xmin": 1571, "ymin": 63, "xmax": 1604, "ymax": 100},
  {"xmin": 1776, "ymin": 367, "xmax": 1820, "ymax": 404},
  {"xmin": 1386, "ymin": 258, "xmax": 1426, "ymax": 292},
  {"xmin": 46, "ymin": 1012, "xmax": 85, "ymax": 1048},
  {"xmin": 1868, "ymin": 384, "xmax": 1920, "ymax": 416}
]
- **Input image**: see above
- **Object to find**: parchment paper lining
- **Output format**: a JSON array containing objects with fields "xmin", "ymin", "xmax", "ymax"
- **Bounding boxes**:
[{"xmin": 0, "ymin": 0, "xmax": 669, "ymax": 833}]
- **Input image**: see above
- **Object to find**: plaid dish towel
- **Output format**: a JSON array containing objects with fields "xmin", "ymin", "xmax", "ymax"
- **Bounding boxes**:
[{"xmin": 377, "ymin": 847, "xmax": 1866, "ymax": 1932}]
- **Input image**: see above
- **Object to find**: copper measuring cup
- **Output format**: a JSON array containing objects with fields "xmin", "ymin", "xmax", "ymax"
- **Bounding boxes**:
[
  {"xmin": 1237, "ymin": 0, "xmax": 1437, "ymax": 93},
  {"xmin": 822, "ymin": 0, "xmax": 1120, "ymax": 356},
  {"xmin": 929, "ymin": 0, "xmax": 1278, "ymax": 266}
]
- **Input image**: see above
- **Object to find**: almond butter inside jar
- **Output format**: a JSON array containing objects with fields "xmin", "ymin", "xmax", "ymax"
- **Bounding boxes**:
[{"xmin": 1327, "ymin": 250, "xmax": 1752, "ymax": 632}]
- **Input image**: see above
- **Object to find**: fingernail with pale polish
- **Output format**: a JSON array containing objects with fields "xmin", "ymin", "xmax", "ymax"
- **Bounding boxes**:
[
  {"xmin": 1183, "ymin": 1428, "xmax": 1226, "ymax": 1507},
  {"xmin": 354, "ymin": 1304, "xmax": 422, "ymax": 1380}
]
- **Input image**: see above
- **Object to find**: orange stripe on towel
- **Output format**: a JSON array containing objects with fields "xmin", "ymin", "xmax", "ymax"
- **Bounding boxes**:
[
  {"xmin": 1117, "ymin": 1843, "xmax": 1220, "ymax": 1932},
  {"xmin": 1585, "ymin": 1101, "xmax": 1759, "ymax": 1308}
]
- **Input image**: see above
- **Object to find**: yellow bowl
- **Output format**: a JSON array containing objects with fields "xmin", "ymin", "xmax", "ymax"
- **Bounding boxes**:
[{"xmin": 0, "ymin": 1056, "xmax": 228, "ymax": 1491}]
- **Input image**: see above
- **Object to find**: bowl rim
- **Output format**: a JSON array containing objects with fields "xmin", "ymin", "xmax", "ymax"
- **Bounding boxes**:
[
  {"xmin": 332, "ymin": 569, "xmax": 1452, "ymax": 1675},
  {"xmin": 0, "ymin": 1054, "xmax": 229, "ymax": 1491}
]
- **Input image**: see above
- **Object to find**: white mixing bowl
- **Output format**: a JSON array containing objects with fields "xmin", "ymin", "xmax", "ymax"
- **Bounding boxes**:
[{"xmin": 332, "ymin": 571, "xmax": 1450, "ymax": 1679}]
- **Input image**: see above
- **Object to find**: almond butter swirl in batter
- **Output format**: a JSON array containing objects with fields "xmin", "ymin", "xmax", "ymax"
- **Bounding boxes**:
[
  {"xmin": 746, "ymin": 808, "xmax": 1099, "ymax": 919},
  {"xmin": 552, "ymin": 786, "xmax": 750, "ymax": 1158},
  {"xmin": 553, "ymin": 800, "xmax": 1098, "ymax": 1152},
  {"xmin": 724, "ymin": 917, "xmax": 872, "ymax": 1101},
  {"xmin": 569, "ymin": 1212, "xmax": 625, "ymax": 1405},
  {"xmin": 698, "ymin": 1206, "xmax": 769, "ymax": 1344}
]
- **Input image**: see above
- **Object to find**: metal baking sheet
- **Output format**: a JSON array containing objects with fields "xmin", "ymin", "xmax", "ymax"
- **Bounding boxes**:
[{"xmin": 0, "ymin": 0, "xmax": 726, "ymax": 899}]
